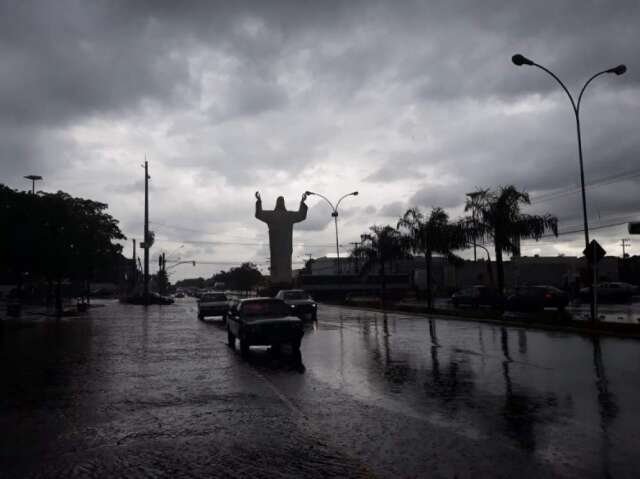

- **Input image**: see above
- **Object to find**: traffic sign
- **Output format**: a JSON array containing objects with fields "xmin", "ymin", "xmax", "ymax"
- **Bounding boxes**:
[
  {"xmin": 583, "ymin": 239, "xmax": 606, "ymax": 265},
  {"xmin": 629, "ymin": 222, "xmax": 640, "ymax": 235}
]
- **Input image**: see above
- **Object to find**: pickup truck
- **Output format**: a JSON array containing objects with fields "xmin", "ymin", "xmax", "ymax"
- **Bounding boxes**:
[
  {"xmin": 197, "ymin": 292, "xmax": 230, "ymax": 321},
  {"xmin": 226, "ymin": 298, "xmax": 304, "ymax": 359},
  {"xmin": 275, "ymin": 289, "xmax": 318, "ymax": 321}
]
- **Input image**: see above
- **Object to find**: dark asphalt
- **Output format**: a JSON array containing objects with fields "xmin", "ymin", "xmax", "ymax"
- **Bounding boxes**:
[{"xmin": 2, "ymin": 299, "xmax": 639, "ymax": 478}]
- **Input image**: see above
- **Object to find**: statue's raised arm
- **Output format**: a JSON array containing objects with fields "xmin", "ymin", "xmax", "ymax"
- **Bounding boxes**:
[
  {"xmin": 288, "ymin": 192, "xmax": 308, "ymax": 223},
  {"xmin": 255, "ymin": 191, "xmax": 269, "ymax": 223}
]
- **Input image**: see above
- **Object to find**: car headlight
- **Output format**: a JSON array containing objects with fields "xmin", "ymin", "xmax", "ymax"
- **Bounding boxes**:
[
  {"xmin": 312, "ymin": 303, "xmax": 317, "ymax": 308},
  {"xmin": 290, "ymin": 305, "xmax": 296, "ymax": 308}
]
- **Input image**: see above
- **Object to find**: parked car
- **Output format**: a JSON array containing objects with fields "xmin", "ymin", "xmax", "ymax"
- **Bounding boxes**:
[
  {"xmin": 505, "ymin": 285, "xmax": 568, "ymax": 312},
  {"xmin": 451, "ymin": 285, "xmax": 502, "ymax": 308},
  {"xmin": 226, "ymin": 298, "xmax": 304, "ymax": 359},
  {"xmin": 275, "ymin": 289, "xmax": 318, "ymax": 320},
  {"xmin": 197, "ymin": 292, "xmax": 230, "ymax": 321},
  {"xmin": 579, "ymin": 282, "xmax": 636, "ymax": 303}
]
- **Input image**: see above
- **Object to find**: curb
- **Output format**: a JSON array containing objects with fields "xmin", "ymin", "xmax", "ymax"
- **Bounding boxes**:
[{"xmin": 326, "ymin": 301, "xmax": 640, "ymax": 340}]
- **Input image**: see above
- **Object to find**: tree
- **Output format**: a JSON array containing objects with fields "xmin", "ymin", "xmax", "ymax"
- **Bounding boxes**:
[
  {"xmin": 212, "ymin": 262, "xmax": 263, "ymax": 295},
  {"xmin": 465, "ymin": 186, "xmax": 558, "ymax": 296},
  {"xmin": 398, "ymin": 207, "xmax": 468, "ymax": 309},
  {"xmin": 156, "ymin": 269, "xmax": 170, "ymax": 295},
  {"xmin": 0, "ymin": 185, "xmax": 125, "ymax": 313},
  {"xmin": 352, "ymin": 225, "xmax": 409, "ymax": 303}
]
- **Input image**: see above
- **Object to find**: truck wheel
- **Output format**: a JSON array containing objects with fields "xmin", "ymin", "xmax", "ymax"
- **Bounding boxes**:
[
  {"xmin": 291, "ymin": 339, "xmax": 302, "ymax": 364},
  {"xmin": 270, "ymin": 343, "xmax": 282, "ymax": 357},
  {"xmin": 240, "ymin": 337, "xmax": 250, "ymax": 358},
  {"xmin": 227, "ymin": 328, "xmax": 235, "ymax": 348}
]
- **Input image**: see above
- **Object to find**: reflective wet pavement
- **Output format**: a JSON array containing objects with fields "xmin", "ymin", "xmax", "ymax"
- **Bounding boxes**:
[{"xmin": 2, "ymin": 299, "xmax": 640, "ymax": 478}]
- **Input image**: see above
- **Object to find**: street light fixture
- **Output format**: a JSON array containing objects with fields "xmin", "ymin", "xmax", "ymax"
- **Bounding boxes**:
[
  {"xmin": 512, "ymin": 53, "xmax": 626, "ymax": 320},
  {"xmin": 24, "ymin": 175, "xmax": 42, "ymax": 194},
  {"xmin": 305, "ymin": 190, "xmax": 359, "ymax": 274}
]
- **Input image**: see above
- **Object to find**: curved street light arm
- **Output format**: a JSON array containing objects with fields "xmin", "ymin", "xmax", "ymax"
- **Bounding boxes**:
[
  {"xmin": 576, "ymin": 70, "xmax": 611, "ymax": 114},
  {"xmin": 531, "ymin": 62, "xmax": 577, "ymax": 113},
  {"xmin": 309, "ymin": 191, "xmax": 336, "ymax": 212},
  {"xmin": 335, "ymin": 192, "xmax": 357, "ymax": 211},
  {"xmin": 166, "ymin": 260, "xmax": 195, "ymax": 271},
  {"xmin": 475, "ymin": 244, "xmax": 491, "ymax": 262}
]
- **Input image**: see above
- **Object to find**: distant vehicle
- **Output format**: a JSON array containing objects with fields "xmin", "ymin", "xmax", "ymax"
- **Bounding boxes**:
[
  {"xmin": 213, "ymin": 282, "xmax": 226, "ymax": 291},
  {"xmin": 175, "ymin": 292, "xmax": 185, "ymax": 298},
  {"xmin": 121, "ymin": 293, "xmax": 175, "ymax": 305},
  {"xmin": 275, "ymin": 289, "xmax": 318, "ymax": 321},
  {"xmin": 580, "ymin": 282, "xmax": 636, "ymax": 303},
  {"xmin": 197, "ymin": 292, "xmax": 229, "ymax": 321},
  {"xmin": 226, "ymin": 298, "xmax": 304, "ymax": 359},
  {"xmin": 505, "ymin": 285, "xmax": 568, "ymax": 312},
  {"xmin": 451, "ymin": 285, "xmax": 502, "ymax": 308}
]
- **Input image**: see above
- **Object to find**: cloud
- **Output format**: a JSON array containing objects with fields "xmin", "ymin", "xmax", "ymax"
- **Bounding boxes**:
[
  {"xmin": 295, "ymin": 199, "xmax": 333, "ymax": 231},
  {"xmin": 1, "ymin": 0, "xmax": 639, "ymax": 277},
  {"xmin": 378, "ymin": 201, "xmax": 406, "ymax": 218}
]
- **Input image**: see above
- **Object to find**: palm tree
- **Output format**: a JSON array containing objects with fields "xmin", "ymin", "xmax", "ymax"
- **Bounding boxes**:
[
  {"xmin": 352, "ymin": 225, "xmax": 408, "ymax": 303},
  {"xmin": 465, "ymin": 186, "xmax": 558, "ymax": 296},
  {"xmin": 398, "ymin": 207, "xmax": 468, "ymax": 309}
]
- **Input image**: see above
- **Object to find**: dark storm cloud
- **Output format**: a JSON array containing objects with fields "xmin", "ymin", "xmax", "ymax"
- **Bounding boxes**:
[
  {"xmin": 378, "ymin": 201, "xmax": 405, "ymax": 218},
  {"xmin": 1, "ymin": 0, "xmax": 638, "ymax": 267},
  {"xmin": 295, "ymin": 200, "xmax": 333, "ymax": 231}
]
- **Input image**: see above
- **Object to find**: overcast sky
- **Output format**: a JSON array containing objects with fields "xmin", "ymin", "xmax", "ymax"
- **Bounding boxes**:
[{"xmin": 2, "ymin": 0, "xmax": 638, "ymax": 279}]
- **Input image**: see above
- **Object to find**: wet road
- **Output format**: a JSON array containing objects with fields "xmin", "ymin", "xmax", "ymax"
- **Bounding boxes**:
[{"xmin": 2, "ymin": 299, "xmax": 640, "ymax": 478}]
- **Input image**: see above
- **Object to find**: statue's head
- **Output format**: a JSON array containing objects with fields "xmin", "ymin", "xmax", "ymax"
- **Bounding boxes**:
[{"xmin": 275, "ymin": 196, "xmax": 286, "ymax": 211}]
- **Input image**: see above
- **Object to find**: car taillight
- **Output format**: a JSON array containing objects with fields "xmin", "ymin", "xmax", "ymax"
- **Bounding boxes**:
[{"xmin": 544, "ymin": 293, "xmax": 552, "ymax": 299}]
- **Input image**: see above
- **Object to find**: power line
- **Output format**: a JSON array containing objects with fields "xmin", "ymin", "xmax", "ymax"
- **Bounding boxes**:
[
  {"xmin": 152, "ymin": 237, "xmax": 355, "ymax": 248},
  {"xmin": 530, "ymin": 168, "xmax": 640, "ymax": 205}
]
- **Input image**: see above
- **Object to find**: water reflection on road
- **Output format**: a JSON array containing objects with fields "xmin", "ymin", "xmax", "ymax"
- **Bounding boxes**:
[
  {"xmin": 2, "ymin": 300, "xmax": 640, "ymax": 478},
  {"xmin": 300, "ymin": 305, "xmax": 640, "ymax": 477}
]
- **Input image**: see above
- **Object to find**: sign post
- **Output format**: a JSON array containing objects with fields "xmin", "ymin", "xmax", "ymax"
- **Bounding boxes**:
[{"xmin": 583, "ymin": 239, "xmax": 606, "ymax": 321}]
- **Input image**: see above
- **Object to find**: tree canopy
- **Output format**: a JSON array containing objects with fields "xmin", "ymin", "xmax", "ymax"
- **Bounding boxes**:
[
  {"xmin": 465, "ymin": 185, "xmax": 558, "ymax": 295},
  {"xmin": 0, "ymin": 185, "xmax": 126, "ymax": 292}
]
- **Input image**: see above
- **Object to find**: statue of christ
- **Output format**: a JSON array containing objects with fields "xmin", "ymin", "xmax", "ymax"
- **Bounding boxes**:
[{"xmin": 255, "ymin": 191, "xmax": 308, "ymax": 284}]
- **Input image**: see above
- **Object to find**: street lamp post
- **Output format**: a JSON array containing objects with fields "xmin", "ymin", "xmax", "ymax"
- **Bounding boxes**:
[
  {"xmin": 24, "ymin": 175, "xmax": 42, "ymax": 194},
  {"xmin": 512, "ymin": 54, "xmax": 626, "ymax": 320},
  {"xmin": 305, "ymin": 191, "xmax": 358, "ymax": 274}
]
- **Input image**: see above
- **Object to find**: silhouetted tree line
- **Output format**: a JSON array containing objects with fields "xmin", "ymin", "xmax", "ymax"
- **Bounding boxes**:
[
  {"xmin": 351, "ymin": 185, "xmax": 558, "ymax": 308},
  {"xmin": 0, "ymin": 185, "xmax": 125, "ymax": 312},
  {"xmin": 175, "ymin": 262, "xmax": 263, "ymax": 294}
]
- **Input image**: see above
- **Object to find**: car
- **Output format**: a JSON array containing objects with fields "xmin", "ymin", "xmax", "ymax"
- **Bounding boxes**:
[
  {"xmin": 451, "ymin": 285, "xmax": 502, "ymax": 308},
  {"xmin": 275, "ymin": 289, "xmax": 318, "ymax": 320},
  {"xmin": 121, "ymin": 292, "xmax": 175, "ymax": 305},
  {"xmin": 579, "ymin": 282, "xmax": 636, "ymax": 303},
  {"xmin": 505, "ymin": 285, "xmax": 568, "ymax": 312},
  {"xmin": 226, "ymin": 298, "xmax": 304, "ymax": 359},
  {"xmin": 197, "ymin": 292, "xmax": 230, "ymax": 321}
]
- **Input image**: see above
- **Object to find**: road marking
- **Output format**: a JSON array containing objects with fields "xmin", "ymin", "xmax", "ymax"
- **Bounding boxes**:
[
  {"xmin": 222, "ymin": 343, "xmax": 378, "ymax": 478},
  {"xmin": 248, "ymin": 367, "xmax": 308, "ymax": 420}
]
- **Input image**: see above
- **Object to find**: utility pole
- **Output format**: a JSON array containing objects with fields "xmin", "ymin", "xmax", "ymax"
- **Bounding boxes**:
[
  {"xmin": 621, "ymin": 238, "xmax": 630, "ymax": 258},
  {"xmin": 143, "ymin": 160, "xmax": 150, "ymax": 305},
  {"xmin": 132, "ymin": 238, "xmax": 137, "ymax": 288}
]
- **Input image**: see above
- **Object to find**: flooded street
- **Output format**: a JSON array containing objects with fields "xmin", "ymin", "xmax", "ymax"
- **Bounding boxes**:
[{"xmin": 2, "ymin": 299, "xmax": 640, "ymax": 478}]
